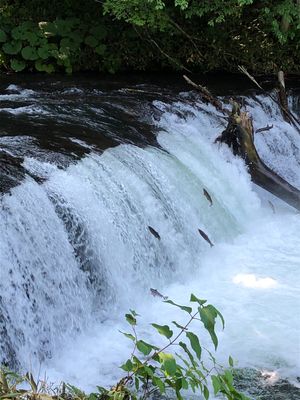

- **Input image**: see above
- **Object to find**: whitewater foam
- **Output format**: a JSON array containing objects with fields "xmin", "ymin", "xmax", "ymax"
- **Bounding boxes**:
[{"xmin": 1, "ymin": 90, "xmax": 299, "ymax": 397}]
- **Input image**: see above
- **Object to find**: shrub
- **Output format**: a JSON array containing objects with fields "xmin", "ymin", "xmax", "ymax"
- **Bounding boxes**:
[
  {"xmin": 0, "ymin": 17, "xmax": 108, "ymax": 73},
  {"xmin": 0, "ymin": 293, "xmax": 249, "ymax": 400}
]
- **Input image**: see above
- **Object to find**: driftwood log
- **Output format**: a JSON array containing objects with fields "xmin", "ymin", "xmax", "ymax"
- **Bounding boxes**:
[{"xmin": 183, "ymin": 75, "xmax": 300, "ymax": 211}]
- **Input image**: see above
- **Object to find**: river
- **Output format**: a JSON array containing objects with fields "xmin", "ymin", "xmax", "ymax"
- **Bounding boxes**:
[{"xmin": 0, "ymin": 73, "xmax": 299, "ymax": 399}]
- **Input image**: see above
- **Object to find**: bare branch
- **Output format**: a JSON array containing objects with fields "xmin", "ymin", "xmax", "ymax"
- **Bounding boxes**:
[
  {"xmin": 238, "ymin": 65, "xmax": 263, "ymax": 90},
  {"xmin": 183, "ymin": 75, "xmax": 228, "ymax": 115}
]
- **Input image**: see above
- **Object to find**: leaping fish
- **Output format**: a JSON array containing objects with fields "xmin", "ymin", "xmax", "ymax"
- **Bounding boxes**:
[
  {"xmin": 203, "ymin": 188, "xmax": 213, "ymax": 206},
  {"xmin": 268, "ymin": 200, "xmax": 276, "ymax": 214},
  {"xmin": 198, "ymin": 228, "xmax": 214, "ymax": 247},
  {"xmin": 148, "ymin": 226, "xmax": 161, "ymax": 240},
  {"xmin": 150, "ymin": 288, "xmax": 168, "ymax": 300}
]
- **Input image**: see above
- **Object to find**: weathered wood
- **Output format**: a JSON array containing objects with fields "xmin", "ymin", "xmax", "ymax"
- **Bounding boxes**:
[
  {"xmin": 183, "ymin": 75, "xmax": 300, "ymax": 211},
  {"xmin": 238, "ymin": 65, "xmax": 300, "ymax": 132},
  {"xmin": 183, "ymin": 75, "xmax": 227, "ymax": 115},
  {"xmin": 219, "ymin": 109, "xmax": 300, "ymax": 211},
  {"xmin": 277, "ymin": 70, "xmax": 291, "ymax": 123}
]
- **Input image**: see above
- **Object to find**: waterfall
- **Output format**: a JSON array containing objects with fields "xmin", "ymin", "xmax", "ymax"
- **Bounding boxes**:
[{"xmin": 0, "ymin": 82, "xmax": 299, "ymax": 394}]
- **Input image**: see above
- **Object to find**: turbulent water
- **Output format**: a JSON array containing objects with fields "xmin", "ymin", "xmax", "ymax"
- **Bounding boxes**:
[{"xmin": 0, "ymin": 76, "xmax": 299, "ymax": 399}]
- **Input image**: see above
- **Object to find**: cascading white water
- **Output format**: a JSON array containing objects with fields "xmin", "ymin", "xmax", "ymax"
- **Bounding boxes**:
[{"xmin": 0, "ymin": 86, "xmax": 299, "ymax": 397}]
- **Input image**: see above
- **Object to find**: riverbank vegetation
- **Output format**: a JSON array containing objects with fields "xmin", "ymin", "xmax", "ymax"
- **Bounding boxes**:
[
  {"xmin": 0, "ymin": 0, "xmax": 299, "ymax": 74},
  {"xmin": 0, "ymin": 294, "xmax": 249, "ymax": 400}
]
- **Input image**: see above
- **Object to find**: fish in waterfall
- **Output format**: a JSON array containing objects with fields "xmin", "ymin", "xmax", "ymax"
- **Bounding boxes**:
[
  {"xmin": 150, "ymin": 288, "xmax": 168, "ymax": 300},
  {"xmin": 268, "ymin": 200, "xmax": 276, "ymax": 214},
  {"xmin": 148, "ymin": 226, "xmax": 161, "ymax": 240},
  {"xmin": 203, "ymin": 188, "xmax": 213, "ymax": 206},
  {"xmin": 198, "ymin": 229, "xmax": 214, "ymax": 247}
]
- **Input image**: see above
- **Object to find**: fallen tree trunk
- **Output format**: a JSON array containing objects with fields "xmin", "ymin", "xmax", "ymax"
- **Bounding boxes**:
[
  {"xmin": 183, "ymin": 75, "xmax": 300, "ymax": 211},
  {"xmin": 217, "ymin": 109, "xmax": 300, "ymax": 211}
]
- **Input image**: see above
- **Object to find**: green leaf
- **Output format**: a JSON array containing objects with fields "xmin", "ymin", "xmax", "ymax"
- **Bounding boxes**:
[
  {"xmin": 190, "ymin": 293, "xmax": 207, "ymax": 306},
  {"xmin": 44, "ymin": 64, "xmax": 55, "ymax": 73},
  {"xmin": 211, "ymin": 375, "xmax": 221, "ymax": 395},
  {"xmin": 95, "ymin": 44, "xmax": 107, "ymax": 56},
  {"xmin": 120, "ymin": 359, "xmax": 133, "ymax": 372},
  {"xmin": 3, "ymin": 41, "xmax": 22, "ymax": 55},
  {"xmin": 151, "ymin": 323, "xmax": 173, "ymax": 339},
  {"xmin": 202, "ymin": 304, "xmax": 225, "ymax": 330},
  {"xmin": 172, "ymin": 321, "xmax": 187, "ymax": 330},
  {"xmin": 12, "ymin": 22, "xmax": 35, "ymax": 40},
  {"xmin": 0, "ymin": 29, "xmax": 7, "ymax": 42},
  {"xmin": 175, "ymin": 352, "xmax": 190, "ymax": 368},
  {"xmin": 119, "ymin": 331, "xmax": 135, "ymax": 341},
  {"xmin": 199, "ymin": 305, "xmax": 219, "ymax": 350},
  {"xmin": 143, "ymin": 365, "xmax": 154, "ymax": 377},
  {"xmin": 10, "ymin": 59, "xmax": 26, "ymax": 72},
  {"xmin": 96, "ymin": 386, "xmax": 108, "ymax": 395},
  {"xmin": 229, "ymin": 355, "xmax": 234, "ymax": 367},
  {"xmin": 24, "ymin": 32, "xmax": 40, "ymax": 47},
  {"xmin": 159, "ymin": 353, "xmax": 177, "ymax": 376},
  {"xmin": 206, "ymin": 348, "xmax": 216, "ymax": 363},
  {"xmin": 0, "ymin": 392, "xmax": 23, "ymax": 398},
  {"xmin": 178, "ymin": 341, "xmax": 197, "ymax": 367},
  {"xmin": 85, "ymin": 35, "xmax": 98, "ymax": 47},
  {"xmin": 125, "ymin": 313, "xmax": 136, "ymax": 326},
  {"xmin": 181, "ymin": 377, "xmax": 189, "ymax": 390},
  {"xmin": 11, "ymin": 26, "xmax": 26, "ymax": 40},
  {"xmin": 224, "ymin": 369, "xmax": 234, "ymax": 385},
  {"xmin": 175, "ymin": 378, "xmax": 182, "ymax": 392},
  {"xmin": 87, "ymin": 393, "xmax": 98, "ymax": 400},
  {"xmin": 152, "ymin": 376, "xmax": 165, "ymax": 393},
  {"xmin": 186, "ymin": 332, "xmax": 202, "ymax": 360},
  {"xmin": 136, "ymin": 340, "xmax": 153, "ymax": 355},
  {"xmin": 132, "ymin": 355, "xmax": 142, "ymax": 366},
  {"xmin": 66, "ymin": 384, "xmax": 85, "ymax": 398},
  {"xmin": 203, "ymin": 385, "xmax": 209, "ymax": 400},
  {"xmin": 217, "ymin": 309, "xmax": 225, "ymax": 329},
  {"xmin": 21, "ymin": 46, "xmax": 39, "ymax": 61},
  {"xmin": 164, "ymin": 299, "xmax": 192, "ymax": 314},
  {"xmin": 194, "ymin": 367, "xmax": 206, "ymax": 381},
  {"xmin": 37, "ymin": 46, "xmax": 50, "ymax": 60}
]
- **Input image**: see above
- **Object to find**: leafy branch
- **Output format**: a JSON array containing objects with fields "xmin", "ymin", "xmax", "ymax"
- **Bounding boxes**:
[
  {"xmin": 0, "ymin": 294, "xmax": 250, "ymax": 400},
  {"xmin": 105, "ymin": 293, "xmax": 250, "ymax": 400}
]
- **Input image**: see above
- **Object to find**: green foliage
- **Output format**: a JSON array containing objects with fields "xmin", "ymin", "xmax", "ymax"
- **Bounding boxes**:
[
  {"xmin": 0, "ymin": 0, "xmax": 299, "ymax": 74},
  {"xmin": 151, "ymin": 323, "xmax": 173, "ymax": 339},
  {"xmin": 0, "ymin": 29, "xmax": 7, "ymax": 42},
  {"xmin": 0, "ymin": 16, "xmax": 109, "ymax": 73},
  {"xmin": 98, "ymin": 293, "xmax": 250, "ymax": 400},
  {"xmin": 103, "ymin": 0, "xmax": 300, "ymax": 43},
  {"xmin": 0, "ymin": 369, "xmax": 54, "ymax": 399},
  {"xmin": 0, "ymin": 293, "xmax": 249, "ymax": 400},
  {"xmin": 102, "ymin": 0, "xmax": 300, "ymax": 73},
  {"xmin": 10, "ymin": 59, "xmax": 26, "ymax": 72}
]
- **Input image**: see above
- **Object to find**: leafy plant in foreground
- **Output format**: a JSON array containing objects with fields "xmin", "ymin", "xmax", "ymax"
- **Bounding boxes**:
[
  {"xmin": 96, "ymin": 293, "xmax": 249, "ymax": 400},
  {"xmin": 0, "ymin": 294, "xmax": 249, "ymax": 400}
]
